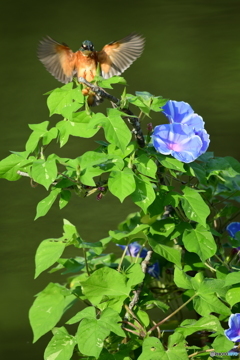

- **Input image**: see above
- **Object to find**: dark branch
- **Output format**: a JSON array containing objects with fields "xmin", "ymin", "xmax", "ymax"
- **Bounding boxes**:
[{"xmin": 128, "ymin": 250, "xmax": 153, "ymax": 311}]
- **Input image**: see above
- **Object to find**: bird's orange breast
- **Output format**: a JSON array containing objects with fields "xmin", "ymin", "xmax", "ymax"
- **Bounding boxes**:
[{"xmin": 75, "ymin": 51, "xmax": 98, "ymax": 82}]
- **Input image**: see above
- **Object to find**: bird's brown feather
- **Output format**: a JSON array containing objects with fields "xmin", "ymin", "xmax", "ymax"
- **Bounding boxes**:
[
  {"xmin": 75, "ymin": 51, "xmax": 98, "ymax": 82},
  {"xmin": 97, "ymin": 33, "xmax": 144, "ymax": 79},
  {"xmin": 38, "ymin": 37, "xmax": 76, "ymax": 83},
  {"xmin": 38, "ymin": 33, "xmax": 144, "ymax": 86}
]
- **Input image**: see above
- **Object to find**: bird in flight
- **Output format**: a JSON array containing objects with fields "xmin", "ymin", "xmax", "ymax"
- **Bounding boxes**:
[{"xmin": 37, "ymin": 33, "xmax": 144, "ymax": 84}]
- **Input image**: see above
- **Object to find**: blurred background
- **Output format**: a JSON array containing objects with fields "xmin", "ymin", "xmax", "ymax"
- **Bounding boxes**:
[{"xmin": 0, "ymin": 0, "xmax": 240, "ymax": 358}]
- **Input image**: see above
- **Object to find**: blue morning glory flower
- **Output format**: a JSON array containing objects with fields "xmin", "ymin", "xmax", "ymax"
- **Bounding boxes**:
[
  {"xmin": 117, "ymin": 242, "xmax": 160, "ymax": 278},
  {"xmin": 147, "ymin": 261, "xmax": 160, "ymax": 279},
  {"xmin": 118, "ymin": 241, "xmax": 148, "ymax": 258},
  {"xmin": 162, "ymin": 101, "xmax": 194, "ymax": 124},
  {"xmin": 152, "ymin": 123, "xmax": 203, "ymax": 163},
  {"xmin": 225, "ymin": 313, "xmax": 240, "ymax": 342},
  {"xmin": 226, "ymin": 222, "xmax": 240, "ymax": 239},
  {"xmin": 152, "ymin": 100, "xmax": 210, "ymax": 163}
]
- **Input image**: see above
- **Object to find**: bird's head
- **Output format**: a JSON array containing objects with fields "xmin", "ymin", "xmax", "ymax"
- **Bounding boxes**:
[{"xmin": 80, "ymin": 40, "xmax": 95, "ymax": 52}]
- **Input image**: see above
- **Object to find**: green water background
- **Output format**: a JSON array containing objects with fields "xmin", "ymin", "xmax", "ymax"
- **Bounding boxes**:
[{"xmin": 1, "ymin": 0, "xmax": 240, "ymax": 358}]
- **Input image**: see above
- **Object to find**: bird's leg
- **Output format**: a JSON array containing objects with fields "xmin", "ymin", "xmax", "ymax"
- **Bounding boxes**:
[{"xmin": 78, "ymin": 77, "xmax": 120, "ymax": 105}]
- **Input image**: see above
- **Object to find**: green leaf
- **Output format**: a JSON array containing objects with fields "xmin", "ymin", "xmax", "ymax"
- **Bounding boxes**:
[
  {"xmin": 78, "ymin": 239, "xmax": 103, "ymax": 255},
  {"xmin": 193, "ymin": 292, "xmax": 231, "ymax": 316},
  {"xmin": 35, "ymin": 239, "xmax": 66, "ymax": 278},
  {"xmin": 29, "ymin": 283, "xmax": 66, "ymax": 342},
  {"xmin": 135, "ymin": 91, "xmax": 155, "ymax": 100},
  {"xmin": 96, "ymin": 75, "xmax": 127, "ymax": 89},
  {"xmin": 150, "ymin": 218, "xmax": 176, "ymax": 237},
  {"xmin": 59, "ymin": 190, "xmax": 71, "ymax": 209},
  {"xmin": 26, "ymin": 122, "xmax": 58, "ymax": 151},
  {"xmin": 44, "ymin": 327, "xmax": 76, "ymax": 360},
  {"xmin": 206, "ymin": 156, "xmax": 240, "ymax": 178},
  {"xmin": 134, "ymin": 154, "xmax": 157, "ymax": 178},
  {"xmin": 31, "ymin": 158, "xmax": 58, "ymax": 190},
  {"xmin": 181, "ymin": 186, "xmax": 210, "ymax": 227},
  {"xmin": 131, "ymin": 174, "xmax": 156, "ymax": 213},
  {"xmin": 127, "ymin": 92, "xmax": 167, "ymax": 116},
  {"xmin": 150, "ymin": 97, "xmax": 168, "ymax": 112},
  {"xmin": 166, "ymin": 333, "xmax": 188, "ymax": 359},
  {"xmin": 35, "ymin": 187, "xmax": 61, "ymax": 220},
  {"xmin": 66, "ymin": 307, "xmax": 96, "ymax": 324},
  {"xmin": 81, "ymin": 267, "xmax": 130, "ymax": 301},
  {"xmin": 189, "ymin": 162, "xmax": 208, "ymax": 186},
  {"xmin": 126, "ymin": 263, "xmax": 145, "ymax": 287},
  {"xmin": 176, "ymin": 315, "xmax": 223, "ymax": 338},
  {"xmin": 226, "ymin": 287, "xmax": 240, "ymax": 307},
  {"xmin": 137, "ymin": 337, "xmax": 164, "ymax": 360},
  {"xmin": 89, "ymin": 109, "xmax": 132, "ymax": 153},
  {"xmin": 149, "ymin": 237, "xmax": 182, "ymax": 267},
  {"xmin": 155, "ymin": 153, "xmax": 185, "ymax": 172},
  {"xmin": 97, "ymin": 295, "xmax": 127, "ymax": 313},
  {"xmin": 136, "ymin": 310, "xmax": 150, "ymax": 327},
  {"xmin": 144, "ymin": 299, "xmax": 169, "ymax": 312},
  {"xmin": 47, "ymin": 83, "xmax": 84, "ymax": 120},
  {"xmin": 26, "ymin": 121, "xmax": 48, "ymax": 151},
  {"xmin": 55, "ymin": 121, "xmax": 70, "ymax": 147},
  {"xmin": 99, "ymin": 308, "xmax": 125, "ymax": 337},
  {"xmin": 108, "ymin": 168, "xmax": 136, "ymax": 202},
  {"xmin": 79, "ymin": 151, "xmax": 122, "ymax": 170},
  {"xmin": 28, "ymin": 121, "xmax": 49, "ymax": 132},
  {"xmin": 78, "ymin": 151, "xmax": 124, "ymax": 186},
  {"xmin": 75, "ymin": 308, "xmax": 125, "ymax": 358},
  {"xmin": 182, "ymin": 225, "xmax": 217, "ymax": 262},
  {"xmin": 107, "ymin": 143, "xmax": 135, "ymax": 159},
  {"xmin": 212, "ymin": 334, "xmax": 234, "ymax": 352},
  {"xmin": 109, "ymin": 224, "xmax": 149, "ymax": 244},
  {"xmin": 56, "ymin": 118, "xmax": 99, "ymax": 144},
  {"xmin": 126, "ymin": 93, "xmax": 150, "ymax": 115},
  {"xmin": 199, "ymin": 279, "xmax": 228, "ymax": 298},
  {"xmin": 224, "ymin": 272, "xmax": 240, "ymax": 287},
  {"xmin": 98, "ymin": 349, "xmax": 115, "ymax": 360},
  {"xmin": 76, "ymin": 318, "xmax": 109, "ymax": 358},
  {"xmin": 0, "ymin": 152, "xmax": 32, "ymax": 181},
  {"xmin": 72, "ymin": 84, "xmax": 85, "ymax": 103},
  {"xmin": 190, "ymin": 272, "xmax": 204, "ymax": 290},
  {"xmin": 174, "ymin": 267, "xmax": 193, "ymax": 290},
  {"xmin": 138, "ymin": 335, "xmax": 188, "ymax": 360},
  {"xmin": 42, "ymin": 127, "xmax": 58, "ymax": 146}
]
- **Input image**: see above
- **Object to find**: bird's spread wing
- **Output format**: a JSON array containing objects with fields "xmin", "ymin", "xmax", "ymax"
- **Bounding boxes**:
[
  {"xmin": 97, "ymin": 33, "xmax": 144, "ymax": 79},
  {"xmin": 37, "ymin": 37, "xmax": 76, "ymax": 83}
]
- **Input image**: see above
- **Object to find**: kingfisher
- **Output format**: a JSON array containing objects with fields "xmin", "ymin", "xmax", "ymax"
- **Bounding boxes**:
[{"xmin": 37, "ymin": 33, "xmax": 144, "ymax": 101}]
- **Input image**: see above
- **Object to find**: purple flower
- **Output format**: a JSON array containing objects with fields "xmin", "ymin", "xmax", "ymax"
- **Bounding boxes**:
[
  {"xmin": 147, "ymin": 261, "xmax": 160, "ymax": 278},
  {"xmin": 225, "ymin": 314, "xmax": 240, "ymax": 342},
  {"xmin": 147, "ymin": 123, "xmax": 153, "ymax": 132},
  {"xmin": 117, "ymin": 242, "xmax": 160, "ymax": 279},
  {"xmin": 226, "ymin": 222, "xmax": 240, "ymax": 239},
  {"xmin": 227, "ymin": 222, "xmax": 240, "ymax": 252},
  {"xmin": 118, "ymin": 242, "xmax": 148, "ymax": 257},
  {"xmin": 152, "ymin": 100, "xmax": 210, "ymax": 163}
]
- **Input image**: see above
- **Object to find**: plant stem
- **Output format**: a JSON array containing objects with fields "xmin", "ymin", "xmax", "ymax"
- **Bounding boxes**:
[
  {"xmin": 214, "ymin": 254, "xmax": 231, "ymax": 271},
  {"xmin": 204, "ymin": 261, "xmax": 217, "ymax": 272},
  {"xmin": 83, "ymin": 248, "xmax": 90, "ymax": 276},
  {"xmin": 148, "ymin": 294, "xmax": 197, "ymax": 334},
  {"xmin": 117, "ymin": 243, "xmax": 129, "ymax": 272},
  {"xmin": 188, "ymin": 348, "xmax": 214, "ymax": 358}
]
